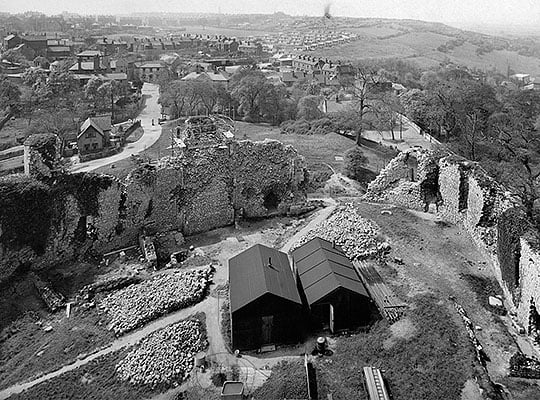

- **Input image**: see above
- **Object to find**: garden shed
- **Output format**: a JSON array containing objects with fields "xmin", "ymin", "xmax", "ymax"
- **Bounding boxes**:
[
  {"xmin": 292, "ymin": 237, "xmax": 373, "ymax": 332},
  {"xmin": 229, "ymin": 244, "xmax": 303, "ymax": 350}
]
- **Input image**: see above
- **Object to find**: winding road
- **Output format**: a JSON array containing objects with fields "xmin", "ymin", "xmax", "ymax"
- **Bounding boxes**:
[{"xmin": 71, "ymin": 83, "xmax": 162, "ymax": 173}]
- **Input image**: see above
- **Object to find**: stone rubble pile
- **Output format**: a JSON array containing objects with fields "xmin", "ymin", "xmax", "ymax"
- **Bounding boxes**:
[
  {"xmin": 116, "ymin": 319, "xmax": 206, "ymax": 387},
  {"xmin": 292, "ymin": 203, "xmax": 381, "ymax": 259},
  {"xmin": 99, "ymin": 267, "xmax": 212, "ymax": 335}
]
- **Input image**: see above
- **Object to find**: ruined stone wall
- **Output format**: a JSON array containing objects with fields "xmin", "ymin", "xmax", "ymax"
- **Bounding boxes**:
[
  {"xmin": 438, "ymin": 157, "xmax": 464, "ymax": 223},
  {"xmin": 0, "ymin": 138, "xmax": 307, "ymax": 283},
  {"xmin": 368, "ymin": 149, "xmax": 540, "ymax": 332},
  {"xmin": 0, "ymin": 174, "xmax": 116, "ymax": 282},
  {"xmin": 231, "ymin": 140, "xmax": 306, "ymax": 218},
  {"xmin": 518, "ymin": 236, "xmax": 540, "ymax": 328},
  {"xmin": 364, "ymin": 148, "xmax": 439, "ymax": 211}
]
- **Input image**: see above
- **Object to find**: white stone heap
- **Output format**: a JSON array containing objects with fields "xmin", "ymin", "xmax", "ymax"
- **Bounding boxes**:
[
  {"xmin": 116, "ymin": 319, "xmax": 206, "ymax": 387},
  {"xmin": 292, "ymin": 203, "xmax": 381, "ymax": 259},
  {"xmin": 99, "ymin": 267, "xmax": 212, "ymax": 335}
]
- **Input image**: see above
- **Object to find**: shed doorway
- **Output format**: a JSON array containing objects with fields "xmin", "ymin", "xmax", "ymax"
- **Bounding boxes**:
[
  {"xmin": 261, "ymin": 315, "xmax": 274, "ymax": 344},
  {"xmin": 312, "ymin": 303, "xmax": 335, "ymax": 333}
]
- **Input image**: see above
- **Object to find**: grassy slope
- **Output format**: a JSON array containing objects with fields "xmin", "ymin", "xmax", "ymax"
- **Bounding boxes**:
[
  {"xmin": 255, "ymin": 294, "xmax": 475, "ymax": 400},
  {"xmin": 309, "ymin": 21, "xmax": 540, "ymax": 75},
  {"xmin": 0, "ymin": 309, "xmax": 114, "ymax": 391},
  {"xmin": 8, "ymin": 349, "xmax": 158, "ymax": 400}
]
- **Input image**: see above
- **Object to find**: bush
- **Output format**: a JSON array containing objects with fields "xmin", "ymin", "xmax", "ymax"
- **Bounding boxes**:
[
  {"xmin": 306, "ymin": 168, "xmax": 333, "ymax": 192},
  {"xmin": 221, "ymin": 301, "xmax": 232, "ymax": 350},
  {"xmin": 0, "ymin": 175, "xmax": 53, "ymax": 253},
  {"xmin": 280, "ymin": 118, "xmax": 334, "ymax": 135},
  {"xmin": 343, "ymin": 146, "xmax": 369, "ymax": 181}
]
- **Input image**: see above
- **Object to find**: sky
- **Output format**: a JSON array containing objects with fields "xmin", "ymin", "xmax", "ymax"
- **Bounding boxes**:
[{"xmin": 2, "ymin": 0, "xmax": 540, "ymax": 28}]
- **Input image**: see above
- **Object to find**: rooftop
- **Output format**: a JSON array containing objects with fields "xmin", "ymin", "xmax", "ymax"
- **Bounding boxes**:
[
  {"xmin": 229, "ymin": 244, "xmax": 301, "ymax": 313},
  {"xmin": 292, "ymin": 237, "xmax": 369, "ymax": 305}
]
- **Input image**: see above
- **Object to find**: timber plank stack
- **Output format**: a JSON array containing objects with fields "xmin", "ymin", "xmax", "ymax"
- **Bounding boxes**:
[{"xmin": 354, "ymin": 261, "xmax": 407, "ymax": 323}]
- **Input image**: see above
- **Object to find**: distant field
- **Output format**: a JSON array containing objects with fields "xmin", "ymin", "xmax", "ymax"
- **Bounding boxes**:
[
  {"xmin": 307, "ymin": 39, "xmax": 416, "ymax": 61},
  {"xmin": 387, "ymin": 31, "xmax": 451, "ymax": 52},
  {"xmin": 348, "ymin": 25, "xmax": 405, "ymax": 38},
  {"xmin": 311, "ymin": 27, "xmax": 540, "ymax": 75}
]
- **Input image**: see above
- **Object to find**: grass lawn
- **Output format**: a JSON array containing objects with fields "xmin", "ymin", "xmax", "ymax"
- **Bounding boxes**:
[
  {"xmin": 8, "ymin": 349, "xmax": 159, "ymax": 400},
  {"xmin": 0, "ymin": 308, "xmax": 114, "ymax": 391},
  {"xmin": 255, "ymin": 294, "xmax": 476, "ymax": 400}
]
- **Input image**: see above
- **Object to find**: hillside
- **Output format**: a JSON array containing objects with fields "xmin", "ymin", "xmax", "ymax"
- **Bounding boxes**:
[{"xmin": 305, "ymin": 18, "xmax": 540, "ymax": 75}]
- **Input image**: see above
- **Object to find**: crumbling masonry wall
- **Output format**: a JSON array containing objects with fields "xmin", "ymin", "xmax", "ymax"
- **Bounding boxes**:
[
  {"xmin": 364, "ymin": 148, "xmax": 440, "ymax": 211},
  {"xmin": 367, "ymin": 150, "xmax": 540, "ymax": 330},
  {"xmin": 0, "ymin": 138, "xmax": 307, "ymax": 282},
  {"xmin": 518, "ymin": 236, "xmax": 540, "ymax": 330}
]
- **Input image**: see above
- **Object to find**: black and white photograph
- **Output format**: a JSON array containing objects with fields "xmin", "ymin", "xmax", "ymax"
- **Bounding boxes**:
[{"xmin": 0, "ymin": 1, "xmax": 539, "ymax": 399}]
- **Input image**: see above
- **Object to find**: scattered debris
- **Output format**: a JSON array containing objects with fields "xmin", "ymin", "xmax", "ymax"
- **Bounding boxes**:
[
  {"xmin": 509, "ymin": 352, "xmax": 540, "ymax": 379},
  {"xmin": 116, "ymin": 319, "xmax": 206, "ymax": 387},
  {"xmin": 99, "ymin": 267, "xmax": 213, "ymax": 335},
  {"xmin": 32, "ymin": 274, "xmax": 65, "ymax": 312},
  {"xmin": 292, "ymin": 203, "xmax": 381, "ymax": 260}
]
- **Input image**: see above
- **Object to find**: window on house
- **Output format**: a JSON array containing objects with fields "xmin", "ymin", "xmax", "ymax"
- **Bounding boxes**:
[
  {"xmin": 86, "ymin": 130, "xmax": 96, "ymax": 138},
  {"xmin": 92, "ymin": 143, "xmax": 98, "ymax": 149},
  {"xmin": 84, "ymin": 144, "xmax": 90, "ymax": 150}
]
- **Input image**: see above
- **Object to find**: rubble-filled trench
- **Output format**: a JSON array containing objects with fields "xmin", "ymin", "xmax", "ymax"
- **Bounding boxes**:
[{"xmin": 364, "ymin": 148, "xmax": 540, "ymax": 332}]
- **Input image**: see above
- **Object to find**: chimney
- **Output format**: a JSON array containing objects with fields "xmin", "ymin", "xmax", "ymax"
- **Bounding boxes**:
[
  {"xmin": 77, "ymin": 56, "xmax": 82, "ymax": 71},
  {"xmin": 93, "ymin": 54, "xmax": 100, "ymax": 71}
]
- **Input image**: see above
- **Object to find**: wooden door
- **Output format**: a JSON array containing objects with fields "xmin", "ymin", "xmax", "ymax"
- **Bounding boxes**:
[
  {"xmin": 329, "ymin": 304, "xmax": 335, "ymax": 333},
  {"xmin": 261, "ymin": 315, "xmax": 273, "ymax": 344}
]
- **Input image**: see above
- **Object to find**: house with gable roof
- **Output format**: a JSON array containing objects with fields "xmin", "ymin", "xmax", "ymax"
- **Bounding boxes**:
[{"xmin": 77, "ymin": 115, "xmax": 112, "ymax": 155}]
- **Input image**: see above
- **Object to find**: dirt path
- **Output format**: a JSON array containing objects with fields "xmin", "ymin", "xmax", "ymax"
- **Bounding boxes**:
[
  {"xmin": 281, "ymin": 197, "xmax": 337, "ymax": 254},
  {"xmin": 0, "ymin": 294, "xmax": 218, "ymax": 400}
]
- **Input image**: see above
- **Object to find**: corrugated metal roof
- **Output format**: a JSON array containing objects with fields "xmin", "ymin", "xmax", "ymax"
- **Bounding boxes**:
[
  {"xmin": 292, "ymin": 237, "xmax": 369, "ymax": 305},
  {"xmin": 229, "ymin": 244, "xmax": 301, "ymax": 313}
]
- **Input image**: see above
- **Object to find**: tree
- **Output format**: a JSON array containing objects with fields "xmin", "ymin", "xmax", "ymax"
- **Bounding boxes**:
[
  {"xmin": 260, "ymin": 84, "xmax": 296, "ymax": 125},
  {"xmin": 230, "ymin": 70, "xmax": 271, "ymax": 122},
  {"xmin": 343, "ymin": 146, "xmax": 372, "ymax": 182},
  {"xmin": 158, "ymin": 80, "xmax": 202, "ymax": 118},
  {"xmin": 374, "ymin": 92, "xmax": 403, "ymax": 140},
  {"xmin": 342, "ymin": 63, "xmax": 390, "ymax": 145},
  {"xmin": 33, "ymin": 56, "xmax": 50, "ymax": 69},
  {"xmin": 482, "ymin": 92, "xmax": 540, "ymax": 217},
  {"xmin": 297, "ymin": 95, "xmax": 322, "ymax": 121},
  {"xmin": 0, "ymin": 77, "xmax": 21, "ymax": 113}
]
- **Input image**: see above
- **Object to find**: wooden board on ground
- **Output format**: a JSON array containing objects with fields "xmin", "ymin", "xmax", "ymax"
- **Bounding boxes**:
[{"xmin": 354, "ymin": 261, "xmax": 407, "ymax": 323}]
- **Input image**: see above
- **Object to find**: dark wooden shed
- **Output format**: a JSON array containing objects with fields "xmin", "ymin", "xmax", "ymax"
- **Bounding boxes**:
[
  {"xmin": 292, "ymin": 237, "xmax": 373, "ymax": 332},
  {"xmin": 229, "ymin": 244, "xmax": 303, "ymax": 350}
]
